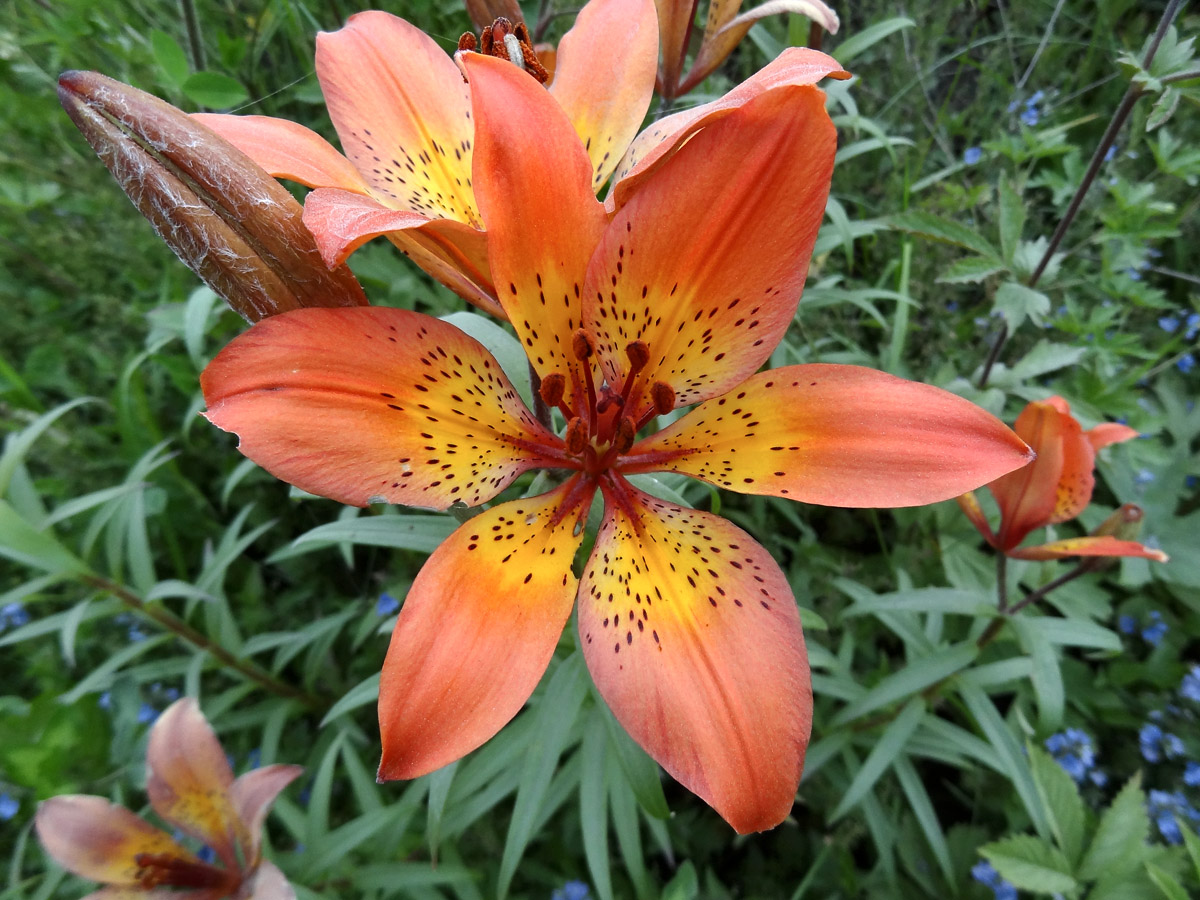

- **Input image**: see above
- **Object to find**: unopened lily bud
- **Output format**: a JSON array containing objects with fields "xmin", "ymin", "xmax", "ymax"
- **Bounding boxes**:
[
  {"xmin": 464, "ymin": 0, "xmax": 525, "ymax": 33},
  {"xmin": 1092, "ymin": 503, "xmax": 1147, "ymax": 541},
  {"xmin": 57, "ymin": 71, "xmax": 367, "ymax": 322}
]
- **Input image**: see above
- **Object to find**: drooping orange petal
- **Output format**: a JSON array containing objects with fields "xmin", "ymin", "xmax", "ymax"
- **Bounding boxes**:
[
  {"xmin": 957, "ymin": 491, "xmax": 999, "ymax": 547},
  {"xmin": 35, "ymin": 796, "xmax": 193, "ymax": 885},
  {"xmin": 1011, "ymin": 536, "xmax": 1169, "ymax": 562},
  {"xmin": 145, "ymin": 699, "xmax": 244, "ymax": 868},
  {"xmin": 623, "ymin": 366, "xmax": 1034, "ymax": 507},
  {"xmin": 1048, "ymin": 412, "xmax": 1096, "ymax": 525},
  {"xmin": 378, "ymin": 480, "xmax": 588, "ymax": 780},
  {"xmin": 989, "ymin": 400, "xmax": 1065, "ymax": 552},
  {"xmin": 1087, "ymin": 421, "xmax": 1138, "ymax": 451},
  {"xmin": 230, "ymin": 765, "xmax": 304, "ymax": 866},
  {"xmin": 316, "ymin": 12, "xmax": 479, "ymax": 227},
  {"xmin": 586, "ymin": 86, "xmax": 834, "ymax": 415},
  {"xmin": 611, "ymin": 47, "xmax": 848, "ymax": 211},
  {"xmin": 464, "ymin": 53, "xmax": 608, "ymax": 410},
  {"xmin": 192, "ymin": 114, "xmax": 368, "ymax": 192},
  {"xmin": 682, "ymin": 0, "xmax": 840, "ymax": 94},
  {"xmin": 202, "ymin": 307, "xmax": 559, "ymax": 510},
  {"xmin": 578, "ymin": 478, "xmax": 810, "ymax": 834},
  {"xmin": 550, "ymin": 0, "xmax": 658, "ymax": 191},
  {"xmin": 301, "ymin": 189, "xmax": 500, "ymax": 316}
]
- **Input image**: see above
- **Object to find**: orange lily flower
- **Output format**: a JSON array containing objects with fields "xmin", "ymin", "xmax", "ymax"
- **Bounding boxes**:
[
  {"xmin": 957, "ymin": 396, "xmax": 1168, "ymax": 561},
  {"xmin": 656, "ymin": 0, "xmax": 840, "ymax": 101},
  {"xmin": 199, "ymin": 56, "xmax": 1032, "ymax": 833},
  {"xmin": 35, "ymin": 699, "xmax": 302, "ymax": 900}
]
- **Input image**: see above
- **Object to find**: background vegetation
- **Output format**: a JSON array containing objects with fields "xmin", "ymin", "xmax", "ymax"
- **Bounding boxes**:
[{"xmin": 1, "ymin": 0, "xmax": 1198, "ymax": 897}]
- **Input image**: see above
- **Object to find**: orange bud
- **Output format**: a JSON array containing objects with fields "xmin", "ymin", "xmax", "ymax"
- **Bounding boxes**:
[{"xmin": 57, "ymin": 71, "xmax": 367, "ymax": 322}]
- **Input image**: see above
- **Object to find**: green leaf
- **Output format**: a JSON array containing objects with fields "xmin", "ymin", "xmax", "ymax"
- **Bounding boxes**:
[
  {"xmin": 890, "ymin": 211, "xmax": 1001, "ymax": 260},
  {"xmin": 938, "ymin": 256, "xmax": 1009, "ymax": 284},
  {"xmin": 0, "ymin": 501, "xmax": 90, "ymax": 576},
  {"xmin": 841, "ymin": 587, "xmax": 993, "ymax": 618},
  {"xmin": 832, "ymin": 643, "xmax": 978, "ymax": 725},
  {"xmin": 893, "ymin": 754, "xmax": 954, "ymax": 883},
  {"xmin": 320, "ymin": 673, "xmax": 379, "ymax": 726},
  {"xmin": 601, "ymin": 702, "xmax": 670, "ymax": 820},
  {"xmin": 182, "ymin": 71, "xmax": 249, "ymax": 109},
  {"xmin": 997, "ymin": 178, "xmax": 1026, "ymax": 263},
  {"xmin": 1012, "ymin": 620, "xmax": 1064, "ymax": 731},
  {"xmin": 832, "ymin": 698, "xmax": 924, "ymax": 819},
  {"xmin": 0, "ymin": 397, "xmax": 93, "ymax": 498},
  {"xmin": 1148, "ymin": 87, "xmax": 1182, "ymax": 131},
  {"xmin": 580, "ymin": 712, "xmax": 613, "ymax": 900},
  {"xmin": 441, "ymin": 311, "xmax": 533, "ymax": 408},
  {"xmin": 151, "ymin": 30, "xmax": 190, "ymax": 89},
  {"xmin": 1007, "ymin": 341, "xmax": 1088, "ymax": 381},
  {"xmin": 981, "ymin": 835, "xmax": 1077, "ymax": 894},
  {"xmin": 1028, "ymin": 745, "xmax": 1086, "ymax": 865},
  {"xmin": 1145, "ymin": 863, "xmax": 1190, "ymax": 900},
  {"xmin": 1181, "ymin": 823, "xmax": 1200, "ymax": 880},
  {"xmin": 661, "ymin": 861, "xmax": 699, "ymax": 900},
  {"xmin": 993, "ymin": 281, "xmax": 1051, "ymax": 330},
  {"xmin": 1080, "ymin": 773, "xmax": 1149, "ymax": 881},
  {"xmin": 834, "ymin": 17, "xmax": 915, "ymax": 64},
  {"xmin": 271, "ymin": 515, "xmax": 455, "ymax": 562}
]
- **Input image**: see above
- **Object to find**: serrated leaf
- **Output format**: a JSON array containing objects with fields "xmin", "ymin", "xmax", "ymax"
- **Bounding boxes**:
[
  {"xmin": 1148, "ymin": 87, "xmax": 1181, "ymax": 131},
  {"xmin": 980, "ymin": 834, "xmax": 1077, "ymax": 893},
  {"xmin": 890, "ymin": 210, "xmax": 1001, "ymax": 259},
  {"xmin": 1028, "ymin": 745, "xmax": 1087, "ymax": 865},
  {"xmin": 993, "ymin": 281, "xmax": 1051, "ymax": 330},
  {"xmin": 182, "ymin": 71, "xmax": 249, "ymax": 109},
  {"xmin": 151, "ymin": 30, "xmax": 190, "ymax": 89},
  {"xmin": 938, "ymin": 256, "xmax": 1008, "ymax": 284},
  {"xmin": 1080, "ymin": 773, "xmax": 1149, "ymax": 881},
  {"xmin": 1007, "ymin": 341, "xmax": 1088, "ymax": 381}
]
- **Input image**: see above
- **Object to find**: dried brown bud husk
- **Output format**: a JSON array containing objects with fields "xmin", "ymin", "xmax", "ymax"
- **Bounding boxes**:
[
  {"xmin": 58, "ymin": 71, "xmax": 367, "ymax": 322},
  {"xmin": 464, "ymin": 0, "xmax": 525, "ymax": 33}
]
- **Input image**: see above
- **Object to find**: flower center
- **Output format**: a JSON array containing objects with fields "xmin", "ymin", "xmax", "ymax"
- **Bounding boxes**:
[
  {"xmin": 539, "ymin": 332, "xmax": 675, "ymax": 476},
  {"xmin": 457, "ymin": 18, "xmax": 549, "ymax": 84},
  {"xmin": 134, "ymin": 852, "xmax": 238, "ymax": 891}
]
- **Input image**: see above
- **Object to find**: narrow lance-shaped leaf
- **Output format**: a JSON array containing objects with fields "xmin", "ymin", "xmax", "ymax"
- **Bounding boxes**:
[{"xmin": 57, "ymin": 71, "xmax": 367, "ymax": 322}]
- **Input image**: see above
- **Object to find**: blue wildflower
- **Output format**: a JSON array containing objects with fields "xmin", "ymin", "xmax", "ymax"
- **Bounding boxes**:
[
  {"xmin": 376, "ymin": 593, "xmax": 400, "ymax": 616},
  {"xmin": 1181, "ymin": 665, "xmax": 1200, "ymax": 703},
  {"xmin": 137, "ymin": 703, "xmax": 159, "ymax": 725},
  {"xmin": 1028, "ymin": 90, "xmax": 1045, "ymax": 105},
  {"xmin": 1142, "ymin": 611, "xmax": 1167, "ymax": 646},
  {"xmin": 246, "ymin": 748, "xmax": 262, "ymax": 770},
  {"xmin": 1185, "ymin": 312, "xmax": 1200, "ymax": 340},
  {"xmin": 1104, "ymin": 144, "xmax": 1118, "ymax": 162},
  {"xmin": 1140, "ymin": 723, "xmax": 1185, "ymax": 763},
  {"xmin": 1147, "ymin": 790, "xmax": 1200, "ymax": 844},
  {"xmin": 0, "ymin": 602, "xmax": 30, "ymax": 631},
  {"xmin": 946, "ymin": 301, "xmax": 960, "ymax": 312},
  {"xmin": 1160, "ymin": 316, "xmax": 1180, "ymax": 332},
  {"xmin": 1185, "ymin": 762, "xmax": 1200, "ymax": 787},
  {"xmin": 1118, "ymin": 614, "xmax": 1137, "ymax": 635},
  {"xmin": 963, "ymin": 147, "xmax": 982, "ymax": 165},
  {"xmin": 551, "ymin": 881, "xmax": 591, "ymax": 900},
  {"xmin": 1134, "ymin": 469, "xmax": 1156, "ymax": 487},
  {"xmin": 1021, "ymin": 106, "xmax": 1040, "ymax": 127},
  {"xmin": 0, "ymin": 792, "xmax": 18, "ymax": 821},
  {"xmin": 1178, "ymin": 353, "xmax": 1196, "ymax": 374},
  {"xmin": 972, "ymin": 861, "xmax": 1018, "ymax": 900},
  {"xmin": 1044, "ymin": 729, "xmax": 1098, "ymax": 783}
]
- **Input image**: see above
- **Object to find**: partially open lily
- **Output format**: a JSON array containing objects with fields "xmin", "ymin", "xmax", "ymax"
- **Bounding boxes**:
[
  {"xmin": 199, "ymin": 55, "xmax": 1032, "ymax": 833},
  {"xmin": 35, "ymin": 699, "xmax": 301, "ymax": 900},
  {"xmin": 958, "ymin": 396, "xmax": 1168, "ymax": 562},
  {"xmin": 655, "ymin": 0, "xmax": 840, "ymax": 102}
]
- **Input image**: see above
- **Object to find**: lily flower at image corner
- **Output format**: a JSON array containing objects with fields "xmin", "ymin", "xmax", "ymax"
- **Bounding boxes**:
[
  {"xmin": 199, "ymin": 52, "xmax": 1034, "ymax": 834},
  {"xmin": 958, "ymin": 396, "xmax": 1169, "ymax": 562},
  {"xmin": 193, "ymin": 0, "xmax": 851, "ymax": 317},
  {"xmin": 35, "ymin": 698, "xmax": 302, "ymax": 900}
]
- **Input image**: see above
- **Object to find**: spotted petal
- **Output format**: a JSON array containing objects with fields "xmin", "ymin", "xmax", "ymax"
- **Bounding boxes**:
[
  {"xmin": 201, "ymin": 307, "xmax": 558, "ymax": 510},
  {"xmin": 625, "ymin": 366, "xmax": 1034, "ymax": 507},
  {"xmin": 35, "ymin": 796, "xmax": 193, "ymax": 885},
  {"xmin": 578, "ymin": 479, "xmax": 810, "ymax": 833},
  {"xmin": 378, "ymin": 480, "xmax": 587, "ymax": 780},
  {"xmin": 465, "ymin": 53, "xmax": 608, "ymax": 410},
  {"xmin": 550, "ymin": 0, "xmax": 658, "ymax": 190},
  {"xmin": 988, "ymin": 400, "xmax": 1067, "ymax": 550},
  {"xmin": 316, "ymin": 12, "xmax": 478, "ymax": 227},
  {"xmin": 1011, "ymin": 536, "xmax": 1169, "ymax": 562},
  {"xmin": 584, "ymin": 87, "xmax": 834, "ymax": 415},
  {"xmin": 146, "ymin": 699, "xmax": 244, "ymax": 868}
]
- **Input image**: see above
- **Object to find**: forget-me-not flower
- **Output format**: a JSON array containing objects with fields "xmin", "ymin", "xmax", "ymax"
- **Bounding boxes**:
[{"xmin": 972, "ymin": 860, "xmax": 1018, "ymax": 900}]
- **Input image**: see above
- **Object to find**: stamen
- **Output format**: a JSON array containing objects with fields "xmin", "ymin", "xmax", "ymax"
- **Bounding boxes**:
[
  {"xmin": 572, "ymin": 329, "xmax": 595, "ymax": 361},
  {"xmin": 539, "ymin": 372, "xmax": 565, "ymax": 408},
  {"xmin": 573, "ymin": 328, "xmax": 599, "ymax": 434},
  {"xmin": 619, "ymin": 340, "xmax": 651, "ymax": 408},
  {"xmin": 612, "ymin": 417, "xmax": 637, "ymax": 454},
  {"xmin": 458, "ymin": 18, "xmax": 549, "ymax": 84},
  {"xmin": 650, "ymin": 381, "xmax": 676, "ymax": 415},
  {"xmin": 564, "ymin": 417, "xmax": 588, "ymax": 455},
  {"xmin": 134, "ymin": 853, "xmax": 231, "ymax": 890},
  {"xmin": 457, "ymin": 32, "xmax": 478, "ymax": 53}
]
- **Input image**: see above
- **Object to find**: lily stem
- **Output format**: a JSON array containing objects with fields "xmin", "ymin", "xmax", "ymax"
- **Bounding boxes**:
[
  {"xmin": 83, "ymin": 573, "xmax": 328, "ymax": 712},
  {"xmin": 995, "ymin": 553, "xmax": 1009, "ymax": 612}
]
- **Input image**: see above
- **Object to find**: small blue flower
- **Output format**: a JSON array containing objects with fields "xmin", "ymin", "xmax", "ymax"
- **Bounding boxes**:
[
  {"xmin": 1118, "ymin": 614, "xmax": 1137, "ymax": 635},
  {"xmin": 1104, "ymin": 144, "xmax": 1118, "ymax": 162},
  {"xmin": 1045, "ymin": 729, "xmax": 1098, "ymax": 783},
  {"xmin": 1185, "ymin": 312, "xmax": 1200, "ymax": 340},
  {"xmin": 1181, "ymin": 665, "xmax": 1200, "ymax": 703},
  {"xmin": 1159, "ymin": 316, "xmax": 1181, "ymax": 332},
  {"xmin": 376, "ymin": 593, "xmax": 400, "ymax": 616},
  {"xmin": 1134, "ymin": 469, "xmax": 1156, "ymax": 486},
  {"xmin": 946, "ymin": 301, "xmax": 960, "ymax": 312},
  {"xmin": 1141, "ymin": 723, "xmax": 1165, "ymax": 762},
  {"xmin": 246, "ymin": 748, "xmax": 262, "ymax": 770},
  {"xmin": 1163, "ymin": 733, "xmax": 1185, "ymax": 759},
  {"xmin": 1147, "ymin": 790, "xmax": 1200, "ymax": 844},
  {"xmin": 137, "ymin": 703, "xmax": 159, "ymax": 725},
  {"xmin": 1021, "ymin": 107, "xmax": 1040, "ymax": 127},
  {"xmin": 98, "ymin": 691, "xmax": 112, "ymax": 710},
  {"xmin": 1178, "ymin": 353, "xmax": 1196, "ymax": 374},
  {"xmin": 1142, "ymin": 611, "xmax": 1167, "ymax": 646},
  {"xmin": 0, "ymin": 602, "xmax": 30, "ymax": 631},
  {"xmin": 1028, "ymin": 90, "xmax": 1045, "ymax": 105},
  {"xmin": 963, "ymin": 147, "xmax": 982, "ymax": 165},
  {"xmin": 1185, "ymin": 762, "xmax": 1200, "ymax": 787},
  {"xmin": 972, "ymin": 861, "xmax": 1018, "ymax": 900},
  {"xmin": 0, "ymin": 792, "xmax": 18, "ymax": 821},
  {"xmin": 551, "ymin": 881, "xmax": 591, "ymax": 900}
]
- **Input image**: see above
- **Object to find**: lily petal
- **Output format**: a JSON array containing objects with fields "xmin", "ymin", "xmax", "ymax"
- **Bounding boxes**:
[
  {"xmin": 585, "ymin": 86, "xmax": 834, "ymax": 415},
  {"xmin": 1047, "ymin": 408, "xmax": 1096, "ymax": 525},
  {"xmin": 146, "ymin": 699, "xmax": 243, "ymax": 869},
  {"xmin": 230, "ymin": 765, "xmax": 304, "ymax": 865},
  {"xmin": 1011, "ymin": 536, "xmax": 1169, "ymax": 562},
  {"xmin": 378, "ymin": 480, "xmax": 587, "ymax": 780},
  {"xmin": 201, "ymin": 307, "xmax": 557, "ymax": 510},
  {"xmin": 957, "ymin": 491, "xmax": 999, "ymax": 547},
  {"xmin": 550, "ymin": 0, "xmax": 658, "ymax": 191},
  {"xmin": 301, "ymin": 187, "xmax": 431, "ymax": 268},
  {"xmin": 35, "ymin": 796, "xmax": 193, "ymax": 885},
  {"xmin": 192, "ymin": 114, "xmax": 368, "ymax": 192},
  {"xmin": 611, "ymin": 47, "xmax": 848, "ymax": 211},
  {"xmin": 1087, "ymin": 421, "xmax": 1139, "ymax": 452},
  {"xmin": 683, "ymin": 0, "xmax": 839, "ymax": 94},
  {"xmin": 245, "ymin": 861, "xmax": 297, "ymax": 900},
  {"xmin": 624, "ymin": 366, "xmax": 1034, "ymax": 507},
  {"xmin": 655, "ymin": 0, "xmax": 695, "ymax": 99},
  {"xmin": 81, "ymin": 889, "xmax": 215, "ymax": 900},
  {"xmin": 465, "ymin": 53, "xmax": 608, "ymax": 408},
  {"xmin": 579, "ymin": 479, "xmax": 810, "ymax": 833},
  {"xmin": 989, "ymin": 400, "xmax": 1066, "ymax": 550},
  {"xmin": 316, "ymin": 12, "xmax": 478, "ymax": 226}
]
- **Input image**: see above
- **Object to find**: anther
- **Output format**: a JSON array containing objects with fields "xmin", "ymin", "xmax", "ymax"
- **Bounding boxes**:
[
  {"xmin": 650, "ymin": 381, "xmax": 676, "ymax": 415},
  {"xmin": 539, "ymin": 372, "xmax": 565, "ymax": 408},
  {"xmin": 572, "ymin": 328, "xmax": 595, "ymax": 361},
  {"xmin": 625, "ymin": 340, "xmax": 650, "ymax": 370},
  {"xmin": 459, "ymin": 18, "xmax": 549, "ymax": 84},
  {"xmin": 565, "ymin": 417, "xmax": 588, "ymax": 455},
  {"xmin": 612, "ymin": 417, "xmax": 637, "ymax": 454}
]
